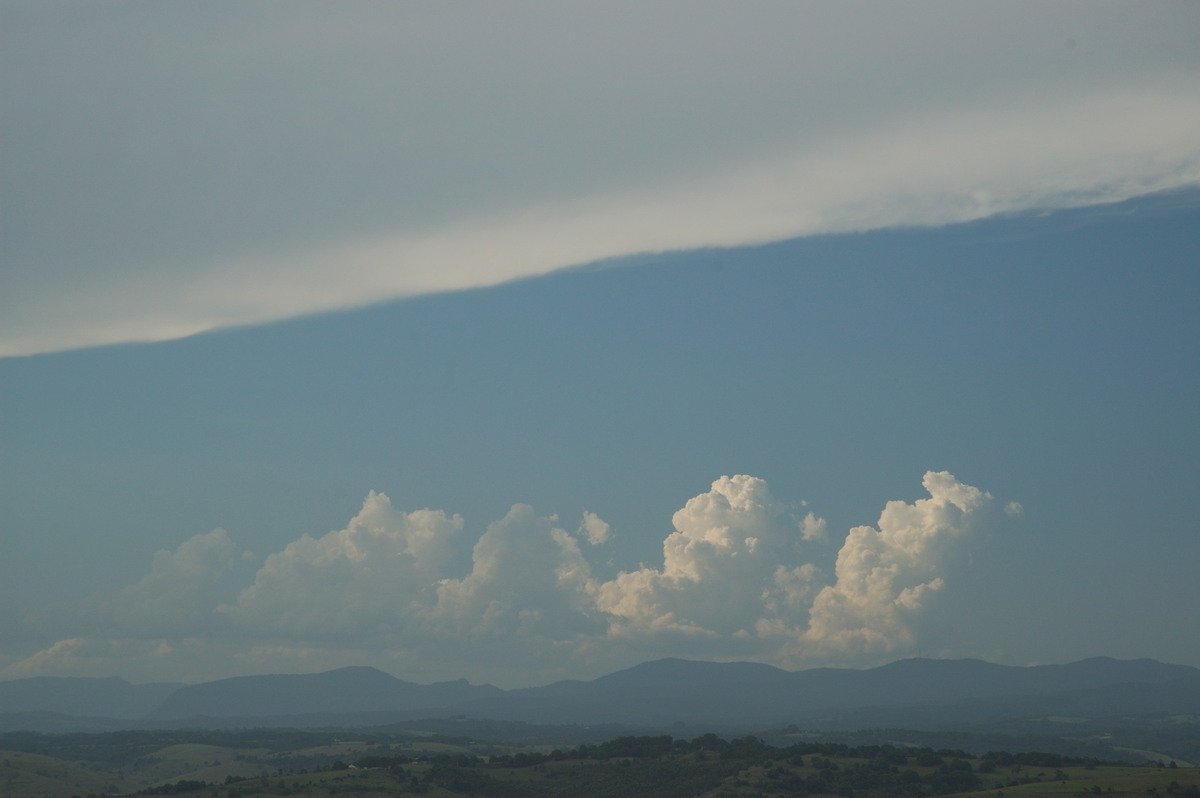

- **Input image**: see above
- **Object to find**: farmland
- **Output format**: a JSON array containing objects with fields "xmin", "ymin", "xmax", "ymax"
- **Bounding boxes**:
[{"xmin": 3, "ymin": 727, "xmax": 1197, "ymax": 798}]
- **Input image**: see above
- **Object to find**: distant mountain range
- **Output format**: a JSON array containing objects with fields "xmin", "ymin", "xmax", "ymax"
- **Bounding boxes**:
[
  {"xmin": 146, "ymin": 666, "xmax": 502, "ymax": 720},
  {"xmin": 2, "ymin": 657, "xmax": 1198, "ymax": 739},
  {"xmin": 0, "ymin": 675, "xmax": 182, "ymax": 719}
]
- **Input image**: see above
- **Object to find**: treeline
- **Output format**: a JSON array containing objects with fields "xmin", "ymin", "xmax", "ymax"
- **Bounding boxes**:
[
  {"xmin": 11, "ymin": 727, "xmax": 1156, "ymax": 798},
  {"xmin": 339, "ymin": 735, "xmax": 1121, "ymax": 798},
  {"xmin": 483, "ymin": 734, "xmax": 1115, "ymax": 771}
]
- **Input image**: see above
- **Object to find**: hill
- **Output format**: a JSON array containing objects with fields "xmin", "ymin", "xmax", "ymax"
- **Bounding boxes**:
[
  {"xmin": 453, "ymin": 657, "xmax": 1200, "ymax": 727},
  {"xmin": 148, "ymin": 665, "xmax": 502, "ymax": 720},
  {"xmin": 1, "ymin": 656, "xmax": 1197, "ymax": 760},
  {"xmin": 0, "ymin": 675, "xmax": 181, "ymax": 719}
]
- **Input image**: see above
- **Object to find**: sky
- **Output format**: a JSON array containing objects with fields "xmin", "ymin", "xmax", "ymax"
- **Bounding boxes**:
[{"xmin": 1, "ymin": 1, "xmax": 1199, "ymax": 688}]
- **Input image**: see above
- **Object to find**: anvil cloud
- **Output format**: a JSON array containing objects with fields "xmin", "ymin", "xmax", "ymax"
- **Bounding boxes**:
[{"xmin": 3, "ymin": 2, "xmax": 1198, "ymax": 356}]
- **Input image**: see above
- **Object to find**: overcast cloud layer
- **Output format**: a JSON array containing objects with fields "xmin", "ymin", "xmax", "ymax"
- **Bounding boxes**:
[
  {"xmin": 1, "ymin": 472, "xmax": 1008, "ymax": 686},
  {"xmin": 3, "ymin": 1, "xmax": 1200, "ymax": 356}
]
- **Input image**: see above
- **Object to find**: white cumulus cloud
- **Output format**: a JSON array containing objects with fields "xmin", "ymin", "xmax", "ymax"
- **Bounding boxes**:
[
  {"xmin": 596, "ymin": 475, "xmax": 825, "ymax": 641},
  {"xmin": 801, "ymin": 471, "xmax": 992, "ymax": 657},
  {"xmin": 232, "ymin": 492, "xmax": 463, "ymax": 636},
  {"xmin": 433, "ymin": 504, "xmax": 604, "ymax": 640},
  {"xmin": 579, "ymin": 511, "xmax": 612, "ymax": 546},
  {"xmin": 801, "ymin": 512, "xmax": 828, "ymax": 542},
  {"xmin": 5, "ymin": 471, "xmax": 1008, "ymax": 685},
  {"xmin": 81, "ymin": 529, "xmax": 240, "ymax": 636}
]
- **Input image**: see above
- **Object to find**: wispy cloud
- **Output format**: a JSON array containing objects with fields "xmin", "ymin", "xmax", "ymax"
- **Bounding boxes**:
[
  {"xmin": 1, "ymin": 471, "xmax": 1006, "ymax": 686},
  {"xmin": 3, "ymin": 3, "xmax": 1198, "ymax": 356}
]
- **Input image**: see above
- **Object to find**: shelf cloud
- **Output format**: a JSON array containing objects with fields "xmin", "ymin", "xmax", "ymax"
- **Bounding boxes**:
[{"xmin": 3, "ymin": 2, "xmax": 1198, "ymax": 357}]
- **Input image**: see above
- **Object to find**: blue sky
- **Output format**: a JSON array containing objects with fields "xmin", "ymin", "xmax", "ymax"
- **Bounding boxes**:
[{"xmin": 2, "ymin": 1, "xmax": 1199, "ymax": 687}]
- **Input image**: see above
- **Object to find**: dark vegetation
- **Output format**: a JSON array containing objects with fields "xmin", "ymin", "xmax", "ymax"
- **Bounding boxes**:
[{"xmin": 2, "ymin": 726, "xmax": 1198, "ymax": 798}]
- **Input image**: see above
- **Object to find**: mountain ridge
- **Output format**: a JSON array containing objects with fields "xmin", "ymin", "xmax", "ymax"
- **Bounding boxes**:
[
  {"xmin": 2, "ymin": 656, "xmax": 1196, "ymax": 733},
  {"xmin": 148, "ymin": 665, "xmax": 503, "ymax": 720},
  {"xmin": 0, "ymin": 675, "xmax": 182, "ymax": 719}
]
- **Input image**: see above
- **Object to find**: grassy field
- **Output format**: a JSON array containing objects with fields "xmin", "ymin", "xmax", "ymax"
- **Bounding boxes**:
[
  {"xmin": 1, "ymin": 749, "xmax": 124, "ymax": 798},
  {"xmin": 948, "ymin": 765, "xmax": 1200, "ymax": 798}
]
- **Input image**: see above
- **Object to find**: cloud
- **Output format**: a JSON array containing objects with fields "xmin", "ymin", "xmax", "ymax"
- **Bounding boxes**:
[
  {"xmin": 85, "ymin": 528, "xmax": 239, "ymax": 636},
  {"xmin": 232, "ymin": 491, "xmax": 463, "ymax": 636},
  {"xmin": 801, "ymin": 471, "xmax": 992, "ymax": 657},
  {"xmin": 0, "ymin": 636, "xmax": 239, "ymax": 683},
  {"xmin": 596, "ymin": 475, "xmax": 822, "ymax": 642},
  {"xmin": 5, "ymin": 472, "xmax": 1006, "ymax": 685},
  {"xmin": 2, "ymin": 3, "xmax": 1198, "ymax": 356},
  {"xmin": 1, "ymin": 638, "xmax": 151, "ymax": 680},
  {"xmin": 579, "ymin": 512, "xmax": 611, "ymax": 546},
  {"xmin": 7, "ymin": 87, "xmax": 1198, "ymax": 358},
  {"xmin": 432, "ymin": 504, "xmax": 603, "ymax": 640},
  {"xmin": 800, "ymin": 512, "xmax": 828, "ymax": 542}
]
